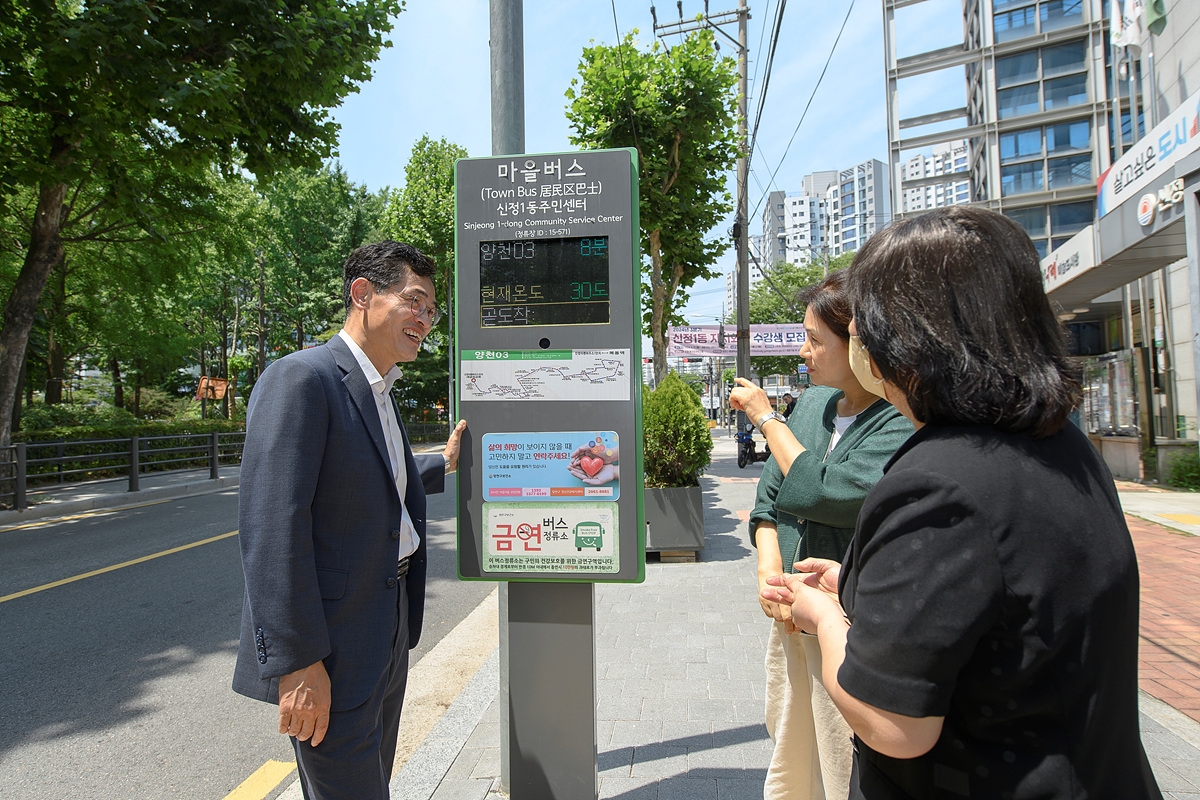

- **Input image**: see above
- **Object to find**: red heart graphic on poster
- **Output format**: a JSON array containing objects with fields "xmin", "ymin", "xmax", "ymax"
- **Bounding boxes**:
[{"xmin": 580, "ymin": 456, "xmax": 604, "ymax": 477}]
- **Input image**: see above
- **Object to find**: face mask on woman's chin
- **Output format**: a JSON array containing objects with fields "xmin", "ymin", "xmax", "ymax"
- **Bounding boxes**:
[{"xmin": 849, "ymin": 336, "xmax": 889, "ymax": 400}]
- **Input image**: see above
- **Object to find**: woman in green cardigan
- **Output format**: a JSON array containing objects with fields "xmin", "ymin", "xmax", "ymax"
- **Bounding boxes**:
[{"xmin": 730, "ymin": 271, "xmax": 911, "ymax": 800}]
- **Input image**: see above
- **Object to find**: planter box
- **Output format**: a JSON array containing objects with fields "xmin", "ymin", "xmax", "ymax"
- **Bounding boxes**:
[
  {"xmin": 644, "ymin": 485, "xmax": 705, "ymax": 552},
  {"xmin": 1087, "ymin": 434, "xmax": 1142, "ymax": 480}
]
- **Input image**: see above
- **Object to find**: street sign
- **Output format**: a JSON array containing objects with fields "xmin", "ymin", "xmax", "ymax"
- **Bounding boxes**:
[{"xmin": 454, "ymin": 149, "xmax": 644, "ymax": 583}]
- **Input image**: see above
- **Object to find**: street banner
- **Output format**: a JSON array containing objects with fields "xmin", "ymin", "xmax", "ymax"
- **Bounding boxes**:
[{"xmin": 667, "ymin": 324, "xmax": 807, "ymax": 357}]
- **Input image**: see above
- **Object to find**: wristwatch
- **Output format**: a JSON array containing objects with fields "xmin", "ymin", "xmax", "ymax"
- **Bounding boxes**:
[{"xmin": 755, "ymin": 411, "xmax": 787, "ymax": 431}]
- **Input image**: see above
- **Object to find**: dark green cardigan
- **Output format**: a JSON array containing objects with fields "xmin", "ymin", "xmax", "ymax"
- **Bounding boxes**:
[{"xmin": 749, "ymin": 385, "xmax": 912, "ymax": 571}]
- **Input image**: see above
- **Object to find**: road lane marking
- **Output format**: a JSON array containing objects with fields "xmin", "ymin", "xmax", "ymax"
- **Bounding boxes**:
[
  {"xmin": 0, "ymin": 493, "xmax": 235, "ymax": 532},
  {"xmin": 221, "ymin": 759, "xmax": 296, "ymax": 800},
  {"xmin": 0, "ymin": 530, "xmax": 238, "ymax": 604}
]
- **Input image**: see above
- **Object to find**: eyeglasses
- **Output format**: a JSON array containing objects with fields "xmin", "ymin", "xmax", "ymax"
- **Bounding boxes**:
[{"xmin": 392, "ymin": 290, "xmax": 442, "ymax": 326}]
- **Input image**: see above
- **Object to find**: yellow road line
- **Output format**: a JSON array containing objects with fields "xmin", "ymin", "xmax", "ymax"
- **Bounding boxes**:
[
  {"xmin": 0, "ymin": 495, "xmax": 200, "ymax": 532},
  {"xmin": 222, "ymin": 760, "xmax": 297, "ymax": 800},
  {"xmin": 0, "ymin": 530, "xmax": 239, "ymax": 604}
]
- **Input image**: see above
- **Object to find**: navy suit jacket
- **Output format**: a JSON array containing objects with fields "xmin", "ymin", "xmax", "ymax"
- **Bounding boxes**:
[{"xmin": 232, "ymin": 336, "xmax": 445, "ymax": 712}]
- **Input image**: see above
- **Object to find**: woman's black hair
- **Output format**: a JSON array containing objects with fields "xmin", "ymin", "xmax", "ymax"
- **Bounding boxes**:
[
  {"xmin": 847, "ymin": 205, "xmax": 1080, "ymax": 437},
  {"xmin": 799, "ymin": 269, "xmax": 852, "ymax": 342}
]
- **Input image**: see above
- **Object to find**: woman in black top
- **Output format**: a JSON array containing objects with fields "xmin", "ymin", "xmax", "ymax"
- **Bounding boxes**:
[{"xmin": 763, "ymin": 206, "xmax": 1162, "ymax": 800}]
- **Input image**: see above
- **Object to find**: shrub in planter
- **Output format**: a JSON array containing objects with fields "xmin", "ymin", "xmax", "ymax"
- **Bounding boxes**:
[
  {"xmin": 643, "ymin": 371, "xmax": 713, "ymax": 488},
  {"xmin": 1167, "ymin": 450, "xmax": 1200, "ymax": 491}
]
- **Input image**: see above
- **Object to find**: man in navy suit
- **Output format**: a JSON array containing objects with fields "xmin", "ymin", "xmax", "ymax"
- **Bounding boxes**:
[{"xmin": 233, "ymin": 241, "xmax": 466, "ymax": 800}]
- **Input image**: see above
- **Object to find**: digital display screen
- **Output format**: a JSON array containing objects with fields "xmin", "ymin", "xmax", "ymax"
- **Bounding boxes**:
[{"xmin": 479, "ymin": 237, "xmax": 610, "ymax": 327}]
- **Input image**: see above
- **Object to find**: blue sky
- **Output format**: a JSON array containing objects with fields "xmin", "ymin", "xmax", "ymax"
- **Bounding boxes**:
[{"xmin": 330, "ymin": 0, "xmax": 960, "ymax": 324}]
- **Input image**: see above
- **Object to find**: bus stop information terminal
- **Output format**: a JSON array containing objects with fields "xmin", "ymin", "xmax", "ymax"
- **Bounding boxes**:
[
  {"xmin": 453, "ymin": 148, "xmax": 642, "ymax": 799},
  {"xmin": 454, "ymin": 148, "xmax": 644, "ymax": 584}
]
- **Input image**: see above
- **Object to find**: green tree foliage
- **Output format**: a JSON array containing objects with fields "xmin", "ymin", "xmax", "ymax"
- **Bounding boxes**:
[
  {"xmin": 0, "ymin": 0, "xmax": 403, "ymax": 444},
  {"xmin": 642, "ymin": 372, "xmax": 713, "ymax": 488},
  {"xmin": 566, "ymin": 30, "xmax": 739, "ymax": 386},
  {"xmin": 747, "ymin": 251, "xmax": 854, "ymax": 380},
  {"xmin": 379, "ymin": 135, "xmax": 468, "ymax": 419},
  {"xmin": 381, "ymin": 135, "xmax": 467, "ymax": 299},
  {"xmin": 260, "ymin": 164, "xmax": 376, "ymax": 353}
]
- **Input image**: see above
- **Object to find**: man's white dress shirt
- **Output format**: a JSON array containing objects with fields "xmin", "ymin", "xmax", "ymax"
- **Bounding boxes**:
[{"xmin": 337, "ymin": 330, "xmax": 419, "ymax": 559}]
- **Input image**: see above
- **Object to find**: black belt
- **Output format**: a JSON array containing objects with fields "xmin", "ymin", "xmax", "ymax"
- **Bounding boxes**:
[{"xmin": 397, "ymin": 557, "xmax": 410, "ymax": 578}]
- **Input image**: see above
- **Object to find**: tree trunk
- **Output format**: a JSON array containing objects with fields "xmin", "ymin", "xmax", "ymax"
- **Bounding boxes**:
[
  {"xmin": 257, "ymin": 255, "xmax": 267, "ymax": 378},
  {"xmin": 652, "ymin": 227, "xmax": 672, "ymax": 388},
  {"xmin": 647, "ymin": 228, "xmax": 679, "ymax": 388},
  {"xmin": 220, "ymin": 312, "xmax": 230, "ymax": 418},
  {"xmin": 230, "ymin": 291, "xmax": 241, "ymax": 419},
  {"xmin": 42, "ymin": 259, "xmax": 69, "ymax": 405},
  {"xmin": 199, "ymin": 340, "xmax": 207, "ymax": 420},
  {"xmin": 12, "ymin": 350, "xmax": 26, "ymax": 434},
  {"xmin": 44, "ymin": 337, "xmax": 66, "ymax": 405},
  {"xmin": 0, "ymin": 180, "xmax": 67, "ymax": 446},
  {"xmin": 110, "ymin": 356, "xmax": 124, "ymax": 409},
  {"xmin": 295, "ymin": 268, "xmax": 304, "ymax": 352}
]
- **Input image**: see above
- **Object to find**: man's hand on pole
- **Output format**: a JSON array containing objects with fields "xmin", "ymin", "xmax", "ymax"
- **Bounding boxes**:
[{"xmin": 443, "ymin": 419, "xmax": 468, "ymax": 473}]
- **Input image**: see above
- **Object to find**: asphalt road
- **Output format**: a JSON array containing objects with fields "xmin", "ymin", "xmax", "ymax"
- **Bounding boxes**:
[{"xmin": 0, "ymin": 477, "xmax": 492, "ymax": 800}]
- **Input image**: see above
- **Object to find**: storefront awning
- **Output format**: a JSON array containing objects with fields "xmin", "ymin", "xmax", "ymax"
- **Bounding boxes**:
[{"xmin": 1046, "ymin": 217, "xmax": 1187, "ymax": 310}]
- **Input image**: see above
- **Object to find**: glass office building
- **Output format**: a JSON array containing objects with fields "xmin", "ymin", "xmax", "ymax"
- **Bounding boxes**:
[{"xmin": 883, "ymin": 0, "xmax": 1200, "ymax": 479}]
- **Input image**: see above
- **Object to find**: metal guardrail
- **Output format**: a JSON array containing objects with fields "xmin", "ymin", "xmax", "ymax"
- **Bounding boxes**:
[
  {"xmin": 0, "ymin": 432, "xmax": 246, "ymax": 511},
  {"xmin": 404, "ymin": 421, "xmax": 453, "ymax": 443}
]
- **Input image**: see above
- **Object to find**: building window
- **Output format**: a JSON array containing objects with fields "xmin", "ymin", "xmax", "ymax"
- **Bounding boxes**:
[
  {"xmin": 995, "ymin": 4, "xmax": 1038, "ymax": 42},
  {"xmin": 1006, "ymin": 205, "xmax": 1048, "ymax": 239},
  {"xmin": 998, "ymin": 84, "xmax": 1041, "ymax": 119},
  {"xmin": 1000, "ymin": 127, "xmax": 1043, "ymax": 161},
  {"xmin": 1050, "ymin": 199, "xmax": 1092, "ymax": 235},
  {"xmin": 1001, "ymin": 162, "xmax": 1044, "ymax": 196},
  {"xmin": 1044, "ymin": 73, "xmax": 1088, "ymax": 110},
  {"xmin": 1047, "ymin": 153, "xmax": 1091, "ymax": 188},
  {"xmin": 1042, "ymin": 40, "xmax": 1087, "ymax": 77},
  {"xmin": 994, "ymin": 0, "xmax": 1082, "ymax": 42},
  {"xmin": 1046, "ymin": 118, "xmax": 1090, "ymax": 152},
  {"xmin": 1040, "ymin": 0, "xmax": 1084, "ymax": 33},
  {"xmin": 997, "ymin": 51, "xmax": 1039, "ymax": 88},
  {"xmin": 995, "ymin": 39, "xmax": 1087, "ymax": 120}
]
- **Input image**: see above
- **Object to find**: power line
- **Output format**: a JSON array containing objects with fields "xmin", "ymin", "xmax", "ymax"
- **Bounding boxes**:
[
  {"xmin": 749, "ymin": 0, "xmax": 776, "ymax": 101},
  {"xmin": 746, "ymin": 0, "xmax": 787, "ymax": 169},
  {"xmin": 610, "ymin": 0, "xmax": 642, "ymax": 158},
  {"xmin": 749, "ymin": 0, "xmax": 857, "ymax": 225}
]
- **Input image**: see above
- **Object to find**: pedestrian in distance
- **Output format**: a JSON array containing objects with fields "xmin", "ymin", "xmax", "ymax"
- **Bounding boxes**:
[
  {"xmin": 233, "ymin": 241, "xmax": 467, "ymax": 800},
  {"xmin": 764, "ymin": 206, "xmax": 1163, "ymax": 799},
  {"xmin": 781, "ymin": 392, "xmax": 797, "ymax": 419},
  {"xmin": 729, "ymin": 270, "xmax": 912, "ymax": 800}
]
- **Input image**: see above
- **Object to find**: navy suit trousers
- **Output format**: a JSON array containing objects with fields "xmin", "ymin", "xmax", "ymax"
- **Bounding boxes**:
[{"xmin": 292, "ymin": 579, "xmax": 411, "ymax": 800}]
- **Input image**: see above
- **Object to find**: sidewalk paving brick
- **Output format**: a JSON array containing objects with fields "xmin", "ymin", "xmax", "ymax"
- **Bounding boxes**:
[{"xmin": 1128, "ymin": 515, "xmax": 1200, "ymax": 726}]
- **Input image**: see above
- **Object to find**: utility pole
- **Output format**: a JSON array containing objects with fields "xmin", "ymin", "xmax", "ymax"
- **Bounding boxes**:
[
  {"xmin": 653, "ymin": 0, "xmax": 750, "ymax": 430},
  {"xmin": 490, "ymin": 1, "xmax": 523, "ymax": 794}
]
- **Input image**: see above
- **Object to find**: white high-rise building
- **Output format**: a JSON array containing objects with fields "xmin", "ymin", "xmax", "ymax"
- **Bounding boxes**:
[
  {"xmin": 760, "ymin": 172, "xmax": 839, "ymax": 267},
  {"xmin": 828, "ymin": 159, "xmax": 892, "ymax": 256},
  {"xmin": 901, "ymin": 140, "xmax": 971, "ymax": 213}
]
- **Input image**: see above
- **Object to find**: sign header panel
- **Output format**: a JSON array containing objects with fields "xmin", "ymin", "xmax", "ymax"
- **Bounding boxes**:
[{"xmin": 1098, "ymin": 88, "xmax": 1200, "ymax": 217}]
